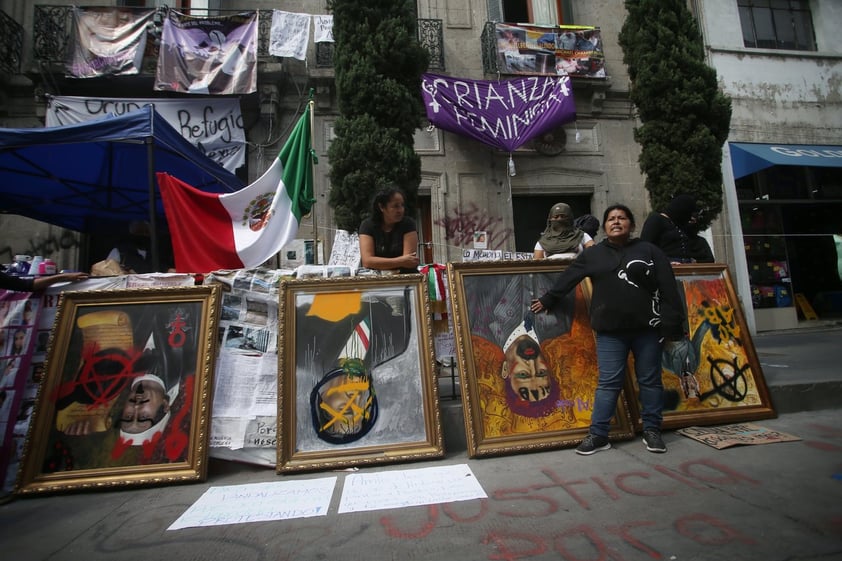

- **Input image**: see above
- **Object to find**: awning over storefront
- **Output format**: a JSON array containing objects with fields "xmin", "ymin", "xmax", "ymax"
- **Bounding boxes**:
[{"xmin": 729, "ymin": 142, "xmax": 842, "ymax": 179}]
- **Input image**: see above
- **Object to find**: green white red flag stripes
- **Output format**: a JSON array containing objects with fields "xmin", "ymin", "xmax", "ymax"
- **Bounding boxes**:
[{"xmin": 158, "ymin": 106, "xmax": 315, "ymax": 273}]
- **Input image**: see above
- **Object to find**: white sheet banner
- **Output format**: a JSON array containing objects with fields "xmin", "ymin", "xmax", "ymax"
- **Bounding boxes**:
[
  {"xmin": 45, "ymin": 96, "xmax": 246, "ymax": 172},
  {"xmin": 313, "ymin": 15, "xmax": 334, "ymax": 43},
  {"xmin": 269, "ymin": 11, "xmax": 311, "ymax": 60}
]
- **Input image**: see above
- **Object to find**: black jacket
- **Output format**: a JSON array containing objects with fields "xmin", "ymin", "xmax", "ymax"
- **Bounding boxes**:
[
  {"xmin": 537, "ymin": 238, "xmax": 687, "ymax": 339},
  {"xmin": 640, "ymin": 212, "xmax": 714, "ymax": 263},
  {"xmin": 0, "ymin": 271, "xmax": 34, "ymax": 292}
]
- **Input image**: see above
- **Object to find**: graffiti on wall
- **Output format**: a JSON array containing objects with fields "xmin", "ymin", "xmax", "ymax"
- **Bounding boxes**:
[
  {"xmin": 435, "ymin": 202, "xmax": 513, "ymax": 249},
  {"xmin": 0, "ymin": 230, "xmax": 79, "ymax": 264}
]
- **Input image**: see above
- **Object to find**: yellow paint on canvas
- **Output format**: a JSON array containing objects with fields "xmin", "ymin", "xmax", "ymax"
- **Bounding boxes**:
[{"xmin": 307, "ymin": 292, "xmax": 362, "ymax": 322}]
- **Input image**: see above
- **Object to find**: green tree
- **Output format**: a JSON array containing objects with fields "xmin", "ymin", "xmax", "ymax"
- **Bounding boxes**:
[
  {"xmin": 327, "ymin": 0, "xmax": 429, "ymax": 232},
  {"xmin": 618, "ymin": 0, "xmax": 732, "ymax": 229}
]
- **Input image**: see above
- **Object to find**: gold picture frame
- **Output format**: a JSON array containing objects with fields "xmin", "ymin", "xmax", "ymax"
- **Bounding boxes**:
[
  {"xmin": 16, "ymin": 285, "xmax": 221, "ymax": 495},
  {"xmin": 277, "ymin": 275, "xmax": 444, "ymax": 473},
  {"xmin": 626, "ymin": 263, "xmax": 775, "ymax": 430},
  {"xmin": 447, "ymin": 261, "xmax": 635, "ymax": 458}
]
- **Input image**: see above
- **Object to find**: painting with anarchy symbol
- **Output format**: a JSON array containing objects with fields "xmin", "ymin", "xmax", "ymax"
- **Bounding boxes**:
[
  {"xmin": 16, "ymin": 285, "xmax": 221, "ymax": 495},
  {"xmin": 626, "ymin": 264, "xmax": 775, "ymax": 431}
]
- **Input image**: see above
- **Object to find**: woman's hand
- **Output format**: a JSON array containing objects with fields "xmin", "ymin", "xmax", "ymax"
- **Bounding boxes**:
[
  {"xmin": 398, "ymin": 252, "xmax": 419, "ymax": 270},
  {"xmin": 530, "ymin": 299, "xmax": 546, "ymax": 313}
]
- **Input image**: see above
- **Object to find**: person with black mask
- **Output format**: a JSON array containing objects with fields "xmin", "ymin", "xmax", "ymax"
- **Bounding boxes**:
[
  {"xmin": 640, "ymin": 194, "xmax": 714, "ymax": 263},
  {"xmin": 106, "ymin": 221, "xmax": 155, "ymax": 273},
  {"xmin": 574, "ymin": 214, "xmax": 600, "ymax": 241}
]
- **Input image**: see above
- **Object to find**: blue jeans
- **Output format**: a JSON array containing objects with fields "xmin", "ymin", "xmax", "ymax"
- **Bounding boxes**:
[{"xmin": 590, "ymin": 330, "xmax": 664, "ymax": 436}]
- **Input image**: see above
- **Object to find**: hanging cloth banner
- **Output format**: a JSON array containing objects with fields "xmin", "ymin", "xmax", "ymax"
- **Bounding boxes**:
[
  {"xmin": 313, "ymin": 15, "xmax": 334, "ymax": 43},
  {"xmin": 494, "ymin": 23, "xmax": 605, "ymax": 78},
  {"xmin": 65, "ymin": 7, "xmax": 154, "ymax": 78},
  {"xmin": 155, "ymin": 11, "xmax": 258, "ymax": 95},
  {"xmin": 45, "ymin": 95, "xmax": 247, "ymax": 172},
  {"xmin": 421, "ymin": 73, "xmax": 577, "ymax": 153},
  {"xmin": 269, "ymin": 11, "xmax": 312, "ymax": 60}
]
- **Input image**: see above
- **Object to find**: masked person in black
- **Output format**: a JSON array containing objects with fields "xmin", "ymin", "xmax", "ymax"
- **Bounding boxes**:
[
  {"xmin": 574, "ymin": 214, "xmax": 600, "ymax": 240},
  {"xmin": 640, "ymin": 194, "xmax": 714, "ymax": 263}
]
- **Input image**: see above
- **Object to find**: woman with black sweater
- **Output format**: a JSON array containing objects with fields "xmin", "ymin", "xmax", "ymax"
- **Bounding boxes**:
[{"xmin": 531, "ymin": 203, "xmax": 687, "ymax": 455}]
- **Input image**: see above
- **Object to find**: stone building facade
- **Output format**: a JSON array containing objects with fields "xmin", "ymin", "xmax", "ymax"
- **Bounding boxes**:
[{"xmin": 2, "ymin": 0, "xmax": 839, "ymax": 332}]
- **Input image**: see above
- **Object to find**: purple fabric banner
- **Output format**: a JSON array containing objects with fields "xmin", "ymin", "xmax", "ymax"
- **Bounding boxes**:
[
  {"xmin": 421, "ymin": 73, "xmax": 577, "ymax": 152},
  {"xmin": 155, "ymin": 11, "xmax": 258, "ymax": 95}
]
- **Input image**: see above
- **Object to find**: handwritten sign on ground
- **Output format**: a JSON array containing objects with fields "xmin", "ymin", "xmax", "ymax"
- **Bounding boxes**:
[
  {"xmin": 168, "ymin": 477, "xmax": 337, "ymax": 530},
  {"xmin": 677, "ymin": 423, "xmax": 801, "ymax": 449},
  {"xmin": 338, "ymin": 464, "xmax": 487, "ymax": 514}
]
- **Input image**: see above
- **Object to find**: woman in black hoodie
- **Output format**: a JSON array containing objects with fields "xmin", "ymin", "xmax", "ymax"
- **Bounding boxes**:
[
  {"xmin": 531, "ymin": 204, "xmax": 687, "ymax": 456},
  {"xmin": 640, "ymin": 193, "xmax": 714, "ymax": 263}
]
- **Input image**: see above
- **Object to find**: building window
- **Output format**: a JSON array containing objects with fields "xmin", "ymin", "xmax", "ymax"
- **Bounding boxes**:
[
  {"xmin": 738, "ymin": 0, "xmax": 816, "ymax": 51},
  {"xmin": 501, "ymin": 0, "xmax": 566, "ymax": 24}
]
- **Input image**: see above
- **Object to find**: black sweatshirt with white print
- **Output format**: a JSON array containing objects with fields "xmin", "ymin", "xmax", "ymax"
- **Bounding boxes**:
[{"xmin": 537, "ymin": 238, "xmax": 687, "ymax": 340}]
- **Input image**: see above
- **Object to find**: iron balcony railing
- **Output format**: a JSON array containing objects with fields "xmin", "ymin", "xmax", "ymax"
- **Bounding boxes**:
[
  {"xmin": 33, "ymin": 6, "xmax": 444, "ymax": 71},
  {"xmin": 0, "ymin": 10, "xmax": 24, "ymax": 75}
]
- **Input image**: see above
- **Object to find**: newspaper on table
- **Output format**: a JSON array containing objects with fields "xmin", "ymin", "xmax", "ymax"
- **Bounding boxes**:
[
  {"xmin": 206, "ymin": 268, "xmax": 293, "ymax": 467},
  {"xmin": 280, "ymin": 239, "xmax": 323, "ymax": 269}
]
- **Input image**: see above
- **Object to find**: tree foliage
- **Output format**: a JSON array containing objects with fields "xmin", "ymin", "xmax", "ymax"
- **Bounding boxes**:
[
  {"xmin": 327, "ymin": 0, "xmax": 429, "ymax": 232},
  {"xmin": 618, "ymin": 0, "xmax": 732, "ymax": 229}
]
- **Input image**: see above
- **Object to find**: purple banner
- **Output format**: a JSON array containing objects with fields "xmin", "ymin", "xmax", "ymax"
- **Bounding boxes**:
[
  {"xmin": 421, "ymin": 73, "xmax": 577, "ymax": 153},
  {"xmin": 155, "ymin": 11, "xmax": 258, "ymax": 95}
]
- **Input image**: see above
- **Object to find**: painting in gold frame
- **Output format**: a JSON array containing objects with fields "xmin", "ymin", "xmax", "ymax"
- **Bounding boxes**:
[
  {"xmin": 277, "ymin": 275, "xmax": 444, "ymax": 473},
  {"xmin": 16, "ymin": 285, "xmax": 221, "ymax": 495},
  {"xmin": 447, "ymin": 261, "xmax": 635, "ymax": 458},
  {"xmin": 626, "ymin": 263, "xmax": 775, "ymax": 431}
]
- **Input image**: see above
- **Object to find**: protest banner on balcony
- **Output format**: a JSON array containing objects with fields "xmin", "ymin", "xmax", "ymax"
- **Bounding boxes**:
[
  {"xmin": 495, "ymin": 23, "xmax": 605, "ymax": 79},
  {"xmin": 155, "ymin": 11, "xmax": 258, "ymax": 95},
  {"xmin": 65, "ymin": 7, "xmax": 154, "ymax": 78}
]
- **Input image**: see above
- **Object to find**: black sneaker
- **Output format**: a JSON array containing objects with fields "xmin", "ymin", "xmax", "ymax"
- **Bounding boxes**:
[
  {"xmin": 642, "ymin": 429, "xmax": 667, "ymax": 453},
  {"xmin": 576, "ymin": 434, "xmax": 611, "ymax": 455}
]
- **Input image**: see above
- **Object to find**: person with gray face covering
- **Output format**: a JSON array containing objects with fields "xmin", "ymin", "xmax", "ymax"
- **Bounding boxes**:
[{"xmin": 533, "ymin": 202, "xmax": 595, "ymax": 260}]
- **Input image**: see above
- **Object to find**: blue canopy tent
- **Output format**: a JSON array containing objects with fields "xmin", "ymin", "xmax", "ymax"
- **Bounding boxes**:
[{"xmin": 0, "ymin": 105, "xmax": 244, "ymax": 270}]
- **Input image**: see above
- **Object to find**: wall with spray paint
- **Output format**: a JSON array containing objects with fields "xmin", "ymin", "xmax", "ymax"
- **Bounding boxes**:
[{"xmin": 0, "ymin": 216, "xmax": 81, "ymax": 272}]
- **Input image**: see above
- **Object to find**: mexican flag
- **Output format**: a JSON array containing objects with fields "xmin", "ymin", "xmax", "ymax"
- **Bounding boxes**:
[{"xmin": 158, "ymin": 107, "xmax": 315, "ymax": 273}]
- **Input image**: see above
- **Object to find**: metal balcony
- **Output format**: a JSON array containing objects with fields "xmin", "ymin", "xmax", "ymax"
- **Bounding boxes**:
[
  {"xmin": 32, "ymin": 6, "xmax": 444, "ymax": 72},
  {"xmin": 480, "ymin": 21, "xmax": 613, "ymax": 116},
  {"xmin": 0, "ymin": 10, "xmax": 24, "ymax": 76}
]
